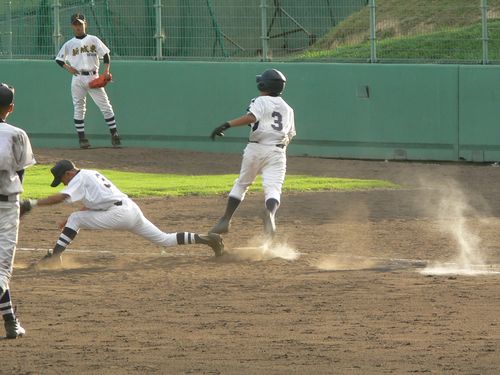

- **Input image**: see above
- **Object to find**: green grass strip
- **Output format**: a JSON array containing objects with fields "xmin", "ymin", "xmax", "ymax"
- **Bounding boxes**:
[{"xmin": 21, "ymin": 165, "xmax": 398, "ymax": 199}]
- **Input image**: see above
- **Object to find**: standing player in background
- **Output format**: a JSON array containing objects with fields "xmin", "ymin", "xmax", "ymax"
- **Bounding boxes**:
[
  {"xmin": 0, "ymin": 83, "xmax": 36, "ymax": 338},
  {"xmin": 55, "ymin": 13, "xmax": 121, "ymax": 149},
  {"xmin": 209, "ymin": 69, "xmax": 296, "ymax": 237},
  {"xmin": 21, "ymin": 160, "xmax": 224, "ymax": 268}
]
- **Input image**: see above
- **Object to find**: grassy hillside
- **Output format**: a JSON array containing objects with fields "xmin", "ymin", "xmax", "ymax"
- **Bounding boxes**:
[
  {"xmin": 300, "ymin": 20, "xmax": 500, "ymax": 62},
  {"xmin": 301, "ymin": 0, "xmax": 500, "ymax": 62}
]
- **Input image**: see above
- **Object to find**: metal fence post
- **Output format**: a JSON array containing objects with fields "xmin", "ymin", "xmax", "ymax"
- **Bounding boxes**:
[
  {"xmin": 7, "ymin": 0, "xmax": 13, "ymax": 59},
  {"xmin": 154, "ymin": 0, "xmax": 164, "ymax": 60},
  {"xmin": 481, "ymin": 0, "xmax": 489, "ymax": 64},
  {"xmin": 369, "ymin": 0, "xmax": 377, "ymax": 63},
  {"xmin": 52, "ymin": 0, "xmax": 62, "ymax": 55},
  {"xmin": 260, "ymin": 0, "xmax": 269, "ymax": 62}
]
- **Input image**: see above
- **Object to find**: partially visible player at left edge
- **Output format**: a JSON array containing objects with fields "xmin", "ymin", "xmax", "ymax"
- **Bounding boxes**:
[{"xmin": 0, "ymin": 83, "xmax": 36, "ymax": 339}]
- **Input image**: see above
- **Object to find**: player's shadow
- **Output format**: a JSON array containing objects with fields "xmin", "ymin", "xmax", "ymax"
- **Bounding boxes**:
[{"xmin": 312, "ymin": 260, "xmax": 427, "ymax": 273}]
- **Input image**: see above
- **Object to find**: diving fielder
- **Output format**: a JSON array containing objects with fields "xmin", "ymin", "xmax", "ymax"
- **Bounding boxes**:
[{"xmin": 21, "ymin": 160, "xmax": 223, "ymax": 268}]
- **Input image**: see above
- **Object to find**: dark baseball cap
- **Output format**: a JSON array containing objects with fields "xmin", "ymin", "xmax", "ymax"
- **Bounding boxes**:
[
  {"xmin": 0, "ymin": 83, "xmax": 14, "ymax": 107},
  {"xmin": 50, "ymin": 160, "xmax": 76, "ymax": 187},
  {"xmin": 71, "ymin": 13, "xmax": 85, "ymax": 24}
]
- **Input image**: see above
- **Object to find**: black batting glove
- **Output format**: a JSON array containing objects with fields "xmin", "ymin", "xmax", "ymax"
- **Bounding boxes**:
[
  {"xmin": 210, "ymin": 122, "xmax": 231, "ymax": 141},
  {"xmin": 19, "ymin": 199, "xmax": 37, "ymax": 217}
]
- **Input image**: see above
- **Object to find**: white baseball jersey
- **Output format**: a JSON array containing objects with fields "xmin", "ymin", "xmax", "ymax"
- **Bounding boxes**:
[
  {"xmin": 0, "ymin": 121, "xmax": 35, "ymax": 292},
  {"xmin": 0, "ymin": 122, "xmax": 36, "ymax": 196},
  {"xmin": 228, "ymin": 95, "xmax": 296, "ymax": 204},
  {"xmin": 61, "ymin": 169, "xmax": 126, "ymax": 210},
  {"xmin": 61, "ymin": 169, "xmax": 181, "ymax": 248},
  {"xmin": 56, "ymin": 34, "xmax": 115, "ymax": 123},
  {"xmin": 55, "ymin": 34, "xmax": 109, "ymax": 72},
  {"xmin": 247, "ymin": 96, "xmax": 296, "ymax": 146}
]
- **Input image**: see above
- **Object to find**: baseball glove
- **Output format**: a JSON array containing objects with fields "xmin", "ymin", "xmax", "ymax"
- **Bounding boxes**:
[
  {"xmin": 210, "ymin": 122, "xmax": 231, "ymax": 140},
  {"xmin": 19, "ymin": 199, "xmax": 36, "ymax": 217},
  {"xmin": 89, "ymin": 73, "xmax": 112, "ymax": 89}
]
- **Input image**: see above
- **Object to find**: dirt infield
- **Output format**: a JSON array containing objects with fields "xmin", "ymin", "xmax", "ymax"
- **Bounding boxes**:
[{"xmin": 4, "ymin": 147, "xmax": 500, "ymax": 374}]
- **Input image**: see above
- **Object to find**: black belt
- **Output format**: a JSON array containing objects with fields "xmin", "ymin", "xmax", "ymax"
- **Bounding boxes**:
[
  {"xmin": 0, "ymin": 194, "xmax": 17, "ymax": 202},
  {"xmin": 249, "ymin": 141, "xmax": 285, "ymax": 149},
  {"xmin": 80, "ymin": 70, "xmax": 97, "ymax": 76},
  {"xmin": 114, "ymin": 201, "xmax": 122, "ymax": 206}
]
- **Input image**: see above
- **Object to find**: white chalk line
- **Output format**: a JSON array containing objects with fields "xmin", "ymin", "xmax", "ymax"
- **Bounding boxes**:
[
  {"xmin": 17, "ymin": 247, "xmax": 500, "ymax": 273},
  {"xmin": 17, "ymin": 247, "xmax": 191, "ymax": 257},
  {"xmin": 318, "ymin": 252, "xmax": 500, "ymax": 274}
]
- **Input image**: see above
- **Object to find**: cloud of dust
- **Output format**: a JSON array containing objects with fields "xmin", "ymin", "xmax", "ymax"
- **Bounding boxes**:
[
  {"xmin": 31, "ymin": 253, "xmax": 84, "ymax": 271},
  {"xmin": 312, "ymin": 201, "xmax": 378, "ymax": 271},
  {"xmin": 230, "ymin": 237, "xmax": 300, "ymax": 262},
  {"xmin": 315, "ymin": 254, "xmax": 377, "ymax": 271},
  {"xmin": 13, "ymin": 262, "xmax": 32, "ymax": 270},
  {"xmin": 60, "ymin": 254, "xmax": 88, "ymax": 269},
  {"xmin": 418, "ymin": 177, "xmax": 493, "ymax": 276}
]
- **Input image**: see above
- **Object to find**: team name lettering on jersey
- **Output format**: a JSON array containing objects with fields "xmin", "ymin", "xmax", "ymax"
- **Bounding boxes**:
[{"xmin": 72, "ymin": 44, "xmax": 97, "ymax": 56}]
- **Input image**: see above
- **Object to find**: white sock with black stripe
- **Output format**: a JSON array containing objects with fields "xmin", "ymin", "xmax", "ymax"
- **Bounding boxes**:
[
  {"xmin": 176, "ymin": 232, "xmax": 197, "ymax": 245},
  {"xmin": 52, "ymin": 227, "xmax": 78, "ymax": 255},
  {"xmin": 105, "ymin": 116, "xmax": 117, "ymax": 135},
  {"xmin": 74, "ymin": 119, "xmax": 85, "ymax": 139},
  {"xmin": 56, "ymin": 234, "xmax": 71, "ymax": 249}
]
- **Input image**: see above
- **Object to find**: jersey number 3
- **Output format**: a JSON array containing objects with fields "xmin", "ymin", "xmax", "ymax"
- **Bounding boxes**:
[
  {"xmin": 95, "ymin": 173, "xmax": 111, "ymax": 189},
  {"xmin": 271, "ymin": 111, "xmax": 283, "ymax": 131},
  {"xmin": 252, "ymin": 111, "xmax": 283, "ymax": 131}
]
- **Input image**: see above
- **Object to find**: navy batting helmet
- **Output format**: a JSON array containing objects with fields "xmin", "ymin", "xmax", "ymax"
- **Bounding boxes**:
[{"xmin": 256, "ymin": 69, "xmax": 286, "ymax": 96}]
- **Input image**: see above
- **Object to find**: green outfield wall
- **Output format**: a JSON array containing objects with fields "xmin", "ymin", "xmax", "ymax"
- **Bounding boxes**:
[{"xmin": 1, "ymin": 60, "xmax": 500, "ymax": 162}]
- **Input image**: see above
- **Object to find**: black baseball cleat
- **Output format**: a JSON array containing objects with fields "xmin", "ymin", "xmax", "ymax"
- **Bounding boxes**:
[
  {"xmin": 199, "ymin": 233, "xmax": 224, "ymax": 257},
  {"xmin": 111, "ymin": 134, "xmax": 121, "ymax": 147},
  {"xmin": 263, "ymin": 211, "xmax": 276, "ymax": 238},
  {"xmin": 79, "ymin": 138, "xmax": 91, "ymax": 149},
  {"xmin": 210, "ymin": 217, "xmax": 231, "ymax": 234},
  {"xmin": 4, "ymin": 318, "xmax": 25, "ymax": 339}
]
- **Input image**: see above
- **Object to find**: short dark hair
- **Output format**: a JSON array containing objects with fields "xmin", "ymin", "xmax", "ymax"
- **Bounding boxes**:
[{"xmin": 0, "ymin": 83, "xmax": 14, "ymax": 109}]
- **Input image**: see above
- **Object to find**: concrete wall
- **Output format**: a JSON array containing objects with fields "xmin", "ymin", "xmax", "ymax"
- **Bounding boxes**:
[{"xmin": 2, "ymin": 60, "xmax": 499, "ymax": 161}]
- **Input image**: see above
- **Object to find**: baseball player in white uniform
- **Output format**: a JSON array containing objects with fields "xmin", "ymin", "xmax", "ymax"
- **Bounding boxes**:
[
  {"xmin": 0, "ymin": 83, "xmax": 36, "ymax": 339},
  {"xmin": 22, "ymin": 160, "xmax": 223, "ymax": 268},
  {"xmin": 55, "ymin": 13, "xmax": 120, "ymax": 149},
  {"xmin": 210, "ymin": 69, "xmax": 296, "ymax": 237}
]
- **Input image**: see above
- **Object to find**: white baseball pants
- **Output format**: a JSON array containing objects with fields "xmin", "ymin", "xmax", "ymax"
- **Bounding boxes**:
[
  {"xmin": 71, "ymin": 74, "xmax": 114, "ymax": 120},
  {"xmin": 0, "ymin": 203, "xmax": 19, "ymax": 292},
  {"xmin": 65, "ymin": 198, "xmax": 179, "ymax": 247},
  {"xmin": 229, "ymin": 143, "xmax": 287, "ymax": 203}
]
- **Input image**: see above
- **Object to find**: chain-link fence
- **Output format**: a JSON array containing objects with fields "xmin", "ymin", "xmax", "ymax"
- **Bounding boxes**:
[{"xmin": 1, "ymin": 0, "xmax": 500, "ymax": 63}]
